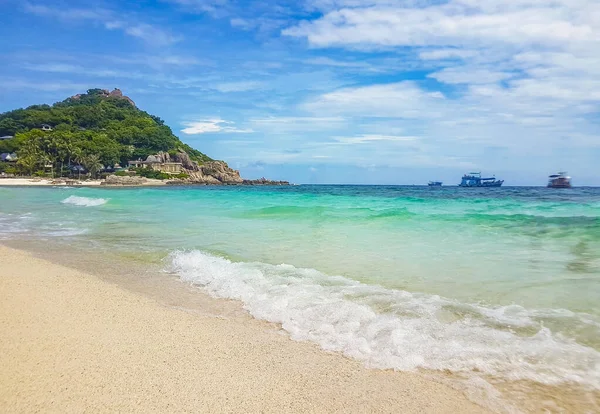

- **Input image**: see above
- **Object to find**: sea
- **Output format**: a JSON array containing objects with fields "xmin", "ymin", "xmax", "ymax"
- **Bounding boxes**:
[{"xmin": 1, "ymin": 184, "xmax": 599, "ymax": 412}]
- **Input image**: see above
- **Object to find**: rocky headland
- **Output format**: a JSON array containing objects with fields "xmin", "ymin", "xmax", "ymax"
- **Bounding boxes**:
[{"xmin": 103, "ymin": 151, "xmax": 289, "ymax": 186}]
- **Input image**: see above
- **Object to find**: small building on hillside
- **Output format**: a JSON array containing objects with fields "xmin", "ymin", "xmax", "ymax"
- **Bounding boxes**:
[
  {"xmin": 41, "ymin": 124, "xmax": 53, "ymax": 131},
  {"xmin": 0, "ymin": 153, "xmax": 17, "ymax": 162},
  {"xmin": 128, "ymin": 156, "xmax": 182, "ymax": 174},
  {"xmin": 0, "ymin": 135, "xmax": 14, "ymax": 140}
]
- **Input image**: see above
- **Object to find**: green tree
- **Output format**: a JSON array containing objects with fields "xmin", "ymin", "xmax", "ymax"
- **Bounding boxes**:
[
  {"xmin": 82, "ymin": 154, "xmax": 103, "ymax": 179},
  {"xmin": 72, "ymin": 147, "xmax": 85, "ymax": 179},
  {"xmin": 0, "ymin": 88, "xmax": 214, "ymax": 175},
  {"xmin": 16, "ymin": 139, "xmax": 41, "ymax": 176},
  {"xmin": 0, "ymin": 118, "xmax": 20, "ymax": 136}
]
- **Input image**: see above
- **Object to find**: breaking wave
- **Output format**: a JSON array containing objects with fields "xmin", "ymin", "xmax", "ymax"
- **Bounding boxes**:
[
  {"xmin": 61, "ymin": 195, "xmax": 108, "ymax": 207},
  {"xmin": 167, "ymin": 250, "xmax": 600, "ymax": 390}
]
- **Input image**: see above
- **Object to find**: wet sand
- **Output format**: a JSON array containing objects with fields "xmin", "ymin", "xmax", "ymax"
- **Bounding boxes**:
[{"xmin": 0, "ymin": 245, "xmax": 488, "ymax": 413}]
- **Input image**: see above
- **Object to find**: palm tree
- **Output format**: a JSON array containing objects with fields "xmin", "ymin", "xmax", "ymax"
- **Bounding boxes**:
[
  {"xmin": 17, "ymin": 140, "xmax": 40, "ymax": 176},
  {"xmin": 41, "ymin": 153, "xmax": 54, "ymax": 178},
  {"xmin": 82, "ymin": 154, "xmax": 103, "ymax": 179},
  {"xmin": 53, "ymin": 136, "xmax": 71, "ymax": 177},
  {"xmin": 17, "ymin": 154, "xmax": 38, "ymax": 176},
  {"xmin": 73, "ymin": 148, "xmax": 84, "ymax": 180}
]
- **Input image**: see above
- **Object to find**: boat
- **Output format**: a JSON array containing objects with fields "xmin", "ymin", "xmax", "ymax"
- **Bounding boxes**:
[
  {"xmin": 547, "ymin": 172, "xmax": 571, "ymax": 188},
  {"xmin": 428, "ymin": 181, "xmax": 442, "ymax": 187},
  {"xmin": 459, "ymin": 172, "xmax": 504, "ymax": 187}
]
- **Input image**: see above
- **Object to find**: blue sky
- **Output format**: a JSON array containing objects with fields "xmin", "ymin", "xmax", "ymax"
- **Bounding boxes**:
[{"xmin": 1, "ymin": 0, "xmax": 599, "ymax": 185}]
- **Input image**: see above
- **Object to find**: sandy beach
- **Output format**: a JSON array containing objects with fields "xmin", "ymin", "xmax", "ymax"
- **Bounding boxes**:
[
  {"xmin": 0, "ymin": 178, "xmax": 103, "ymax": 186},
  {"xmin": 0, "ymin": 245, "xmax": 488, "ymax": 413},
  {"xmin": 0, "ymin": 177, "xmax": 167, "ymax": 187}
]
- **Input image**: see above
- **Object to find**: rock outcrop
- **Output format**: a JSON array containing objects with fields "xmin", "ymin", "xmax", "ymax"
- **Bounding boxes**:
[
  {"xmin": 150, "ymin": 151, "xmax": 244, "ymax": 184},
  {"xmin": 199, "ymin": 161, "xmax": 244, "ymax": 184},
  {"xmin": 110, "ymin": 150, "xmax": 288, "ymax": 186},
  {"xmin": 70, "ymin": 88, "xmax": 136, "ymax": 107},
  {"xmin": 171, "ymin": 151, "xmax": 198, "ymax": 171},
  {"xmin": 102, "ymin": 175, "xmax": 147, "ymax": 186},
  {"xmin": 243, "ymin": 177, "xmax": 290, "ymax": 185}
]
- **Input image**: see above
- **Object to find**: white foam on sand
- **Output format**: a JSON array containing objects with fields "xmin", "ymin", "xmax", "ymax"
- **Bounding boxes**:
[
  {"xmin": 61, "ymin": 195, "xmax": 108, "ymax": 207},
  {"xmin": 168, "ymin": 250, "xmax": 600, "ymax": 390}
]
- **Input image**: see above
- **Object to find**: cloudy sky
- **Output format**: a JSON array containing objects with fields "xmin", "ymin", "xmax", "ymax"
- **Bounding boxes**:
[{"xmin": 1, "ymin": 0, "xmax": 599, "ymax": 185}]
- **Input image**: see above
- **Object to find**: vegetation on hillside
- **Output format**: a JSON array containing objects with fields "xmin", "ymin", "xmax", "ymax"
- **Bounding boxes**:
[{"xmin": 0, "ymin": 88, "xmax": 211, "ymax": 177}]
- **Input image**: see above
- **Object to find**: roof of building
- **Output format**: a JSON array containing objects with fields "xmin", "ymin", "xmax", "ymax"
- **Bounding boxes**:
[{"xmin": 0, "ymin": 153, "xmax": 17, "ymax": 161}]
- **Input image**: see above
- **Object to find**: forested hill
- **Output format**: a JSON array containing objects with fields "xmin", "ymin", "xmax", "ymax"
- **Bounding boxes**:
[{"xmin": 0, "ymin": 88, "xmax": 212, "ymax": 167}]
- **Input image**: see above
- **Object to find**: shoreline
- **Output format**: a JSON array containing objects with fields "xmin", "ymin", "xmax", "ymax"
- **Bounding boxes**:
[
  {"xmin": 0, "ymin": 177, "xmax": 292, "ymax": 187},
  {"xmin": 0, "ymin": 177, "xmax": 166, "ymax": 187},
  {"xmin": 0, "ymin": 243, "xmax": 488, "ymax": 413}
]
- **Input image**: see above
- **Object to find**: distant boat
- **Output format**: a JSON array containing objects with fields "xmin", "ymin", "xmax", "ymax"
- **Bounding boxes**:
[
  {"xmin": 459, "ymin": 172, "xmax": 504, "ymax": 187},
  {"xmin": 548, "ymin": 172, "xmax": 571, "ymax": 188},
  {"xmin": 428, "ymin": 181, "xmax": 443, "ymax": 187}
]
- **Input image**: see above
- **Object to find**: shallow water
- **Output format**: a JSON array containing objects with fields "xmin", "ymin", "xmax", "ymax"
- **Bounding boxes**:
[{"xmin": 1, "ymin": 185, "xmax": 599, "ymax": 411}]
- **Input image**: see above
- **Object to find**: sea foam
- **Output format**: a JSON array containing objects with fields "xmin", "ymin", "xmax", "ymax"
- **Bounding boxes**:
[
  {"xmin": 168, "ymin": 250, "xmax": 600, "ymax": 390},
  {"xmin": 61, "ymin": 195, "xmax": 108, "ymax": 207}
]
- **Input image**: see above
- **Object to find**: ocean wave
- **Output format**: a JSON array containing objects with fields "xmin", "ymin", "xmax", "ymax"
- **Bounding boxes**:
[
  {"xmin": 241, "ymin": 205, "xmax": 327, "ymax": 219},
  {"xmin": 40, "ymin": 228, "xmax": 88, "ymax": 237},
  {"xmin": 167, "ymin": 250, "xmax": 600, "ymax": 390},
  {"xmin": 61, "ymin": 195, "xmax": 108, "ymax": 207},
  {"xmin": 241, "ymin": 205, "xmax": 417, "ymax": 221}
]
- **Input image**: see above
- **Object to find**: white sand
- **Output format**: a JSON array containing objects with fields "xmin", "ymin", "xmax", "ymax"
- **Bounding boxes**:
[
  {"xmin": 0, "ymin": 178, "xmax": 165, "ymax": 186},
  {"xmin": 0, "ymin": 178, "xmax": 102, "ymax": 186},
  {"xmin": 0, "ymin": 245, "xmax": 488, "ymax": 413}
]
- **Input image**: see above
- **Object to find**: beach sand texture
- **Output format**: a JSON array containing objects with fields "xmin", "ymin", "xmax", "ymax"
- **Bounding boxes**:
[
  {"xmin": 0, "ymin": 178, "xmax": 166, "ymax": 187},
  {"xmin": 0, "ymin": 178, "xmax": 101, "ymax": 186},
  {"xmin": 0, "ymin": 245, "xmax": 487, "ymax": 413}
]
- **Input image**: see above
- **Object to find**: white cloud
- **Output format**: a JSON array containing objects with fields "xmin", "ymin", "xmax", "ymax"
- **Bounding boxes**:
[
  {"xmin": 299, "ymin": 76, "xmax": 600, "ymax": 158},
  {"xmin": 306, "ymin": 0, "xmax": 400, "ymax": 11},
  {"xmin": 419, "ymin": 49, "xmax": 479, "ymax": 61},
  {"xmin": 285, "ymin": 1, "xmax": 598, "ymax": 49},
  {"xmin": 428, "ymin": 67, "xmax": 514, "ymax": 84},
  {"xmin": 181, "ymin": 119, "xmax": 254, "ymax": 135},
  {"xmin": 214, "ymin": 81, "xmax": 263, "ymax": 93},
  {"xmin": 23, "ymin": 3, "xmax": 109, "ymax": 20},
  {"xmin": 151, "ymin": 56, "xmax": 204, "ymax": 66},
  {"xmin": 22, "ymin": 63, "xmax": 143, "ymax": 79},
  {"xmin": 283, "ymin": 0, "xmax": 600, "ymax": 167},
  {"xmin": 302, "ymin": 81, "xmax": 445, "ymax": 118},
  {"xmin": 23, "ymin": 3, "xmax": 180, "ymax": 46},
  {"xmin": 333, "ymin": 134, "xmax": 419, "ymax": 144},
  {"xmin": 122, "ymin": 23, "xmax": 182, "ymax": 46},
  {"xmin": 0, "ymin": 79, "xmax": 90, "ymax": 92},
  {"xmin": 165, "ymin": 0, "xmax": 230, "ymax": 17},
  {"xmin": 230, "ymin": 18, "xmax": 254, "ymax": 30},
  {"xmin": 250, "ymin": 116, "xmax": 347, "ymax": 133},
  {"xmin": 304, "ymin": 57, "xmax": 373, "ymax": 69}
]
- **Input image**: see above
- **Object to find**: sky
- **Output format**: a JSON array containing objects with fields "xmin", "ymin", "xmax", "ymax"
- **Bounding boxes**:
[{"xmin": 0, "ymin": 0, "xmax": 599, "ymax": 185}]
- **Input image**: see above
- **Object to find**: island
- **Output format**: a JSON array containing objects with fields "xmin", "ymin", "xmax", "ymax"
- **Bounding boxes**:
[{"xmin": 0, "ymin": 88, "xmax": 288, "ymax": 186}]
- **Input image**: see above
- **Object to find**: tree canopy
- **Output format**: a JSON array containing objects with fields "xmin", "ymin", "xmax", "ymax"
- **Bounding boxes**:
[{"xmin": 0, "ymin": 88, "xmax": 211, "ymax": 176}]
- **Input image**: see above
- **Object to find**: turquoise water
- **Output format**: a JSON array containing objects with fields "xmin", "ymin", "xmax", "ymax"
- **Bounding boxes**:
[{"xmin": 1, "ymin": 185, "xmax": 599, "ymax": 396}]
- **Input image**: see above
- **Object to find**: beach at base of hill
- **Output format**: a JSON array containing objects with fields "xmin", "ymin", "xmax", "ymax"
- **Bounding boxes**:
[
  {"xmin": 0, "ymin": 177, "xmax": 167, "ymax": 186},
  {"xmin": 0, "ymin": 177, "xmax": 102, "ymax": 186},
  {"xmin": 0, "ymin": 245, "xmax": 488, "ymax": 414}
]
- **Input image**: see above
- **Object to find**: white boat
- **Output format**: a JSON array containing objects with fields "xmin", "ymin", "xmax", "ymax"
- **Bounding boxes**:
[{"xmin": 548, "ymin": 172, "xmax": 571, "ymax": 188}]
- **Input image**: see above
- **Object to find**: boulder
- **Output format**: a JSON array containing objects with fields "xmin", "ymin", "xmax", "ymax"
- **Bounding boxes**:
[
  {"xmin": 103, "ymin": 175, "xmax": 147, "ymax": 186},
  {"xmin": 243, "ymin": 178, "xmax": 290, "ymax": 185},
  {"xmin": 171, "ymin": 151, "xmax": 200, "ymax": 171},
  {"xmin": 109, "ymin": 88, "xmax": 123, "ymax": 98},
  {"xmin": 134, "ymin": 151, "xmax": 287, "ymax": 186},
  {"xmin": 198, "ymin": 161, "xmax": 243, "ymax": 184}
]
